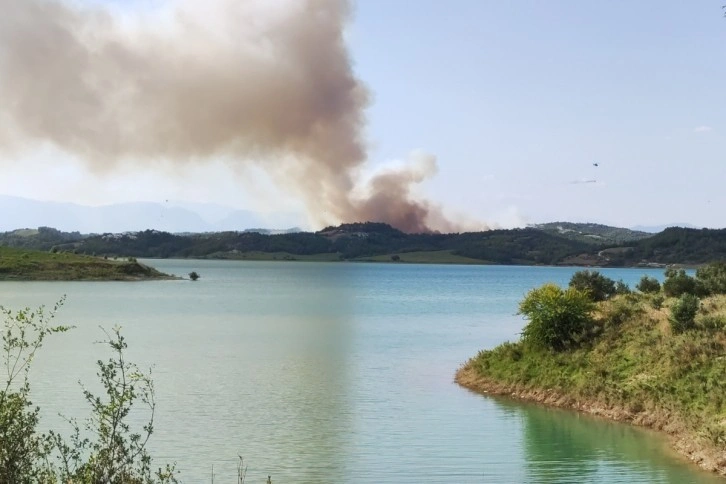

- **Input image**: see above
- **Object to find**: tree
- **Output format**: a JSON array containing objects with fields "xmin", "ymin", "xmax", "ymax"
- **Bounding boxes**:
[
  {"xmin": 636, "ymin": 275, "xmax": 661, "ymax": 294},
  {"xmin": 188, "ymin": 271, "xmax": 200, "ymax": 281},
  {"xmin": 568, "ymin": 270, "xmax": 616, "ymax": 302},
  {"xmin": 670, "ymin": 293, "xmax": 700, "ymax": 333},
  {"xmin": 695, "ymin": 261, "xmax": 726, "ymax": 296},
  {"xmin": 663, "ymin": 268, "xmax": 698, "ymax": 297},
  {"xmin": 519, "ymin": 283, "xmax": 594, "ymax": 351}
]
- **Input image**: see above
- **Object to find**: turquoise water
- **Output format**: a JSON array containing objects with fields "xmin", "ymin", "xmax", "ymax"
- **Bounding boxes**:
[{"xmin": 1, "ymin": 261, "xmax": 720, "ymax": 482}]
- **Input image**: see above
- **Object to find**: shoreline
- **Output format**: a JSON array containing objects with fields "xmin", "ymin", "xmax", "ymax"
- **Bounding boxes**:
[{"xmin": 455, "ymin": 362, "xmax": 726, "ymax": 477}]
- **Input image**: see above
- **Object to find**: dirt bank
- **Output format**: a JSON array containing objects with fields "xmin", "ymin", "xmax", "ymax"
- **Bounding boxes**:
[{"xmin": 455, "ymin": 362, "xmax": 726, "ymax": 477}]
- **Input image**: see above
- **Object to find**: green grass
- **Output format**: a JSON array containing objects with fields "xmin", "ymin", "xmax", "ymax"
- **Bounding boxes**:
[
  {"xmin": 0, "ymin": 246, "xmax": 173, "ymax": 280},
  {"xmin": 462, "ymin": 292, "xmax": 726, "ymax": 457}
]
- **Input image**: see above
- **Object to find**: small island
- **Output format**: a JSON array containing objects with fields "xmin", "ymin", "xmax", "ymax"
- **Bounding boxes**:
[
  {"xmin": 457, "ymin": 266, "xmax": 726, "ymax": 476},
  {"xmin": 0, "ymin": 246, "xmax": 174, "ymax": 281}
]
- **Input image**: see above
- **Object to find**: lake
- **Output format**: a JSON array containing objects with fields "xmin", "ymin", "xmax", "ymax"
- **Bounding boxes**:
[{"xmin": 2, "ymin": 261, "xmax": 720, "ymax": 483}]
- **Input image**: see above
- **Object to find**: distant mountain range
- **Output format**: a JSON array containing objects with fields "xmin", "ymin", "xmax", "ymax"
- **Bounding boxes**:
[{"xmin": 0, "ymin": 195, "xmax": 302, "ymax": 233}]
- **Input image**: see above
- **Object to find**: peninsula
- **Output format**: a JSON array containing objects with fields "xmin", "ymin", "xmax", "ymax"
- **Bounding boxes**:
[
  {"xmin": 456, "ymin": 267, "xmax": 726, "ymax": 476},
  {"xmin": 0, "ymin": 246, "xmax": 174, "ymax": 281}
]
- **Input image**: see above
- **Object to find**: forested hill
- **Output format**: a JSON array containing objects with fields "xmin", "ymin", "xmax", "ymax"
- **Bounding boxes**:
[
  {"xmin": 0, "ymin": 223, "xmax": 725, "ymax": 266},
  {"xmin": 530, "ymin": 222, "xmax": 652, "ymax": 245},
  {"xmin": 594, "ymin": 227, "xmax": 726, "ymax": 266}
]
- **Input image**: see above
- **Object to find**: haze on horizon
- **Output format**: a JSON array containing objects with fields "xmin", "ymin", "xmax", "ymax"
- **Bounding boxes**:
[{"xmin": 0, "ymin": 0, "xmax": 724, "ymax": 232}]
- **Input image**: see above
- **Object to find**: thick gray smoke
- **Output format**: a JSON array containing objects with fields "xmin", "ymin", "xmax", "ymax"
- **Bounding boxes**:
[{"xmin": 0, "ymin": 0, "xmax": 477, "ymax": 233}]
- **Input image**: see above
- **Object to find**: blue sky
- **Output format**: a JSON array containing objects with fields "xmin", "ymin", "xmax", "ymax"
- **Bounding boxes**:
[
  {"xmin": 0, "ymin": 0, "xmax": 724, "ymax": 230},
  {"xmin": 346, "ymin": 1, "xmax": 726, "ymax": 228}
]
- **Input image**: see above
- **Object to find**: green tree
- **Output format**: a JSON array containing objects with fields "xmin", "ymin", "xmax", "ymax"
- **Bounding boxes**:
[
  {"xmin": 188, "ymin": 271, "xmax": 200, "ymax": 281},
  {"xmin": 695, "ymin": 262, "xmax": 726, "ymax": 296},
  {"xmin": 614, "ymin": 279, "xmax": 631, "ymax": 295},
  {"xmin": 568, "ymin": 270, "xmax": 616, "ymax": 302},
  {"xmin": 519, "ymin": 283, "xmax": 594, "ymax": 351},
  {"xmin": 636, "ymin": 276, "xmax": 661, "ymax": 294},
  {"xmin": 670, "ymin": 293, "xmax": 700, "ymax": 333},
  {"xmin": 662, "ymin": 268, "xmax": 698, "ymax": 297}
]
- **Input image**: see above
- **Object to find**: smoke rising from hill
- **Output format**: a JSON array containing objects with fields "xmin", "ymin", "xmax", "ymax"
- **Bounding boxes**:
[{"xmin": 0, "ymin": 0, "xmax": 481, "ymax": 233}]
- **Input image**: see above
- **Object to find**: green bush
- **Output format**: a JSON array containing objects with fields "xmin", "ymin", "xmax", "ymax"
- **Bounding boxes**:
[
  {"xmin": 670, "ymin": 293, "xmax": 700, "ymax": 333},
  {"xmin": 615, "ymin": 279, "xmax": 631, "ymax": 295},
  {"xmin": 568, "ymin": 270, "xmax": 617, "ymax": 302},
  {"xmin": 636, "ymin": 276, "xmax": 661, "ymax": 294},
  {"xmin": 651, "ymin": 294, "xmax": 665, "ymax": 310},
  {"xmin": 519, "ymin": 283, "xmax": 594, "ymax": 351},
  {"xmin": 0, "ymin": 299, "xmax": 177, "ymax": 483},
  {"xmin": 699, "ymin": 314, "xmax": 726, "ymax": 332},
  {"xmin": 603, "ymin": 297, "xmax": 639, "ymax": 327},
  {"xmin": 696, "ymin": 262, "xmax": 726, "ymax": 296},
  {"xmin": 0, "ymin": 298, "xmax": 70, "ymax": 484},
  {"xmin": 663, "ymin": 268, "xmax": 698, "ymax": 297}
]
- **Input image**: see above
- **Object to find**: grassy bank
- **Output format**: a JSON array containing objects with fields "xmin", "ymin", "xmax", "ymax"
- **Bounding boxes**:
[
  {"xmin": 0, "ymin": 246, "xmax": 174, "ymax": 280},
  {"xmin": 457, "ymin": 274, "xmax": 726, "ymax": 476}
]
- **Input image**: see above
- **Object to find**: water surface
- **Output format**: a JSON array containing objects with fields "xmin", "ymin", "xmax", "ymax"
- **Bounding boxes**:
[{"xmin": 1, "ymin": 261, "xmax": 719, "ymax": 482}]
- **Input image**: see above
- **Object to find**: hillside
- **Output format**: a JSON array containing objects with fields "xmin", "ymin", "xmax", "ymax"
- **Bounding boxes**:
[
  {"xmin": 457, "ymin": 269, "xmax": 726, "ymax": 476},
  {"xmin": 2, "ymin": 223, "xmax": 726, "ymax": 267},
  {"xmin": 0, "ymin": 246, "xmax": 174, "ymax": 281},
  {"xmin": 0, "ymin": 223, "xmax": 594, "ymax": 265},
  {"xmin": 530, "ymin": 222, "xmax": 652, "ymax": 245}
]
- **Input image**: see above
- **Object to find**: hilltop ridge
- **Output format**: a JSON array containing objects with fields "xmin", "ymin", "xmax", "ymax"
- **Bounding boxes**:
[{"xmin": 1, "ymin": 221, "xmax": 724, "ymax": 267}]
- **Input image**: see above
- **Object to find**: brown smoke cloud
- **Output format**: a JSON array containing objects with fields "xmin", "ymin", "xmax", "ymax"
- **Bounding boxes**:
[{"xmin": 0, "ymin": 0, "xmax": 481, "ymax": 233}]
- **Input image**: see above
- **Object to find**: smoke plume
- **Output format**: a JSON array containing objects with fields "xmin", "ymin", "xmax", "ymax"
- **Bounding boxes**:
[{"xmin": 0, "ymin": 0, "xmax": 477, "ymax": 233}]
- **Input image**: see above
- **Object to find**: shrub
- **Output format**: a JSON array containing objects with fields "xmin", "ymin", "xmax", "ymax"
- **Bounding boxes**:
[
  {"xmin": 699, "ymin": 314, "xmax": 726, "ymax": 332},
  {"xmin": 0, "ymin": 298, "xmax": 71, "ymax": 484},
  {"xmin": 188, "ymin": 271, "xmax": 200, "ymax": 281},
  {"xmin": 568, "ymin": 270, "xmax": 616, "ymax": 302},
  {"xmin": 663, "ymin": 268, "xmax": 698, "ymax": 297},
  {"xmin": 636, "ymin": 276, "xmax": 661, "ymax": 294},
  {"xmin": 651, "ymin": 294, "xmax": 665, "ymax": 310},
  {"xmin": 615, "ymin": 280, "xmax": 631, "ymax": 295},
  {"xmin": 670, "ymin": 293, "xmax": 700, "ymax": 333},
  {"xmin": 519, "ymin": 283, "xmax": 594, "ymax": 351},
  {"xmin": 696, "ymin": 262, "xmax": 726, "ymax": 296},
  {"xmin": 51, "ymin": 327, "xmax": 178, "ymax": 483},
  {"xmin": 0, "ymin": 299, "xmax": 177, "ymax": 483},
  {"xmin": 603, "ymin": 297, "xmax": 639, "ymax": 327}
]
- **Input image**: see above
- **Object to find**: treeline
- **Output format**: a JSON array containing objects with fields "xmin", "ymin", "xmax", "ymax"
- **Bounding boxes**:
[{"xmin": 1, "ymin": 222, "xmax": 726, "ymax": 266}]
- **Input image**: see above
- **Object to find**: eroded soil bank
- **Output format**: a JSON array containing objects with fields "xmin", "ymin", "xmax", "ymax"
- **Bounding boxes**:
[{"xmin": 455, "ymin": 363, "xmax": 726, "ymax": 477}]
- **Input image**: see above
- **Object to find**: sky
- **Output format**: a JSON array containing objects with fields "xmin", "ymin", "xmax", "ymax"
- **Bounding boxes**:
[{"xmin": 0, "ymin": 0, "xmax": 724, "ymax": 231}]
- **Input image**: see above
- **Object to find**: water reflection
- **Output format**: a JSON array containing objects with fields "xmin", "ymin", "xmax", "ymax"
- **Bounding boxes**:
[
  {"xmin": 492, "ymin": 397, "xmax": 722, "ymax": 483},
  {"xmin": 159, "ymin": 261, "xmax": 357, "ymax": 482}
]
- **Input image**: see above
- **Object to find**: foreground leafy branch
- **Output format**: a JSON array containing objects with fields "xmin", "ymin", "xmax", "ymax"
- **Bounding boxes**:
[
  {"xmin": 0, "ymin": 298, "xmax": 177, "ymax": 483},
  {"xmin": 0, "ymin": 297, "xmax": 71, "ymax": 484},
  {"xmin": 51, "ymin": 326, "xmax": 178, "ymax": 483}
]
